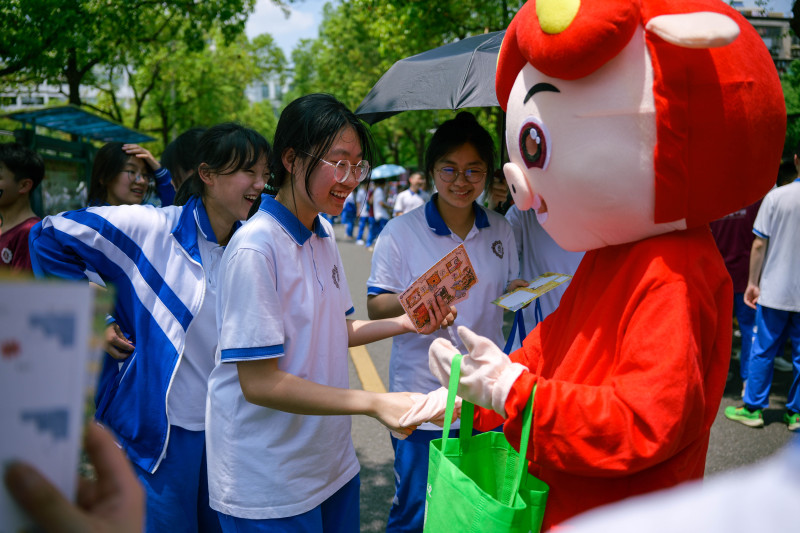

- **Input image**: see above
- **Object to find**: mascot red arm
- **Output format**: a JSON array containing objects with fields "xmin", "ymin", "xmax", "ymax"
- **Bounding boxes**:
[{"xmin": 428, "ymin": 0, "xmax": 785, "ymax": 528}]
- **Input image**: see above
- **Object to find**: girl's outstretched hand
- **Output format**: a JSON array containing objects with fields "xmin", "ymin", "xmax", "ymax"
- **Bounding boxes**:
[
  {"xmin": 403, "ymin": 294, "xmax": 457, "ymax": 335},
  {"xmin": 371, "ymin": 392, "xmax": 418, "ymax": 438}
]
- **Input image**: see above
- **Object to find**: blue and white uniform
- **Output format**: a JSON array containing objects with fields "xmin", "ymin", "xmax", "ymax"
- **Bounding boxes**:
[
  {"xmin": 505, "ymin": 204, "xmax": 584, "ymax": 341},
  {"xmin": 29, "ymin": 196, "xmax": 227, "ymax": 532},
  {"xmin": 367, "ymin": 195, "xmax": 519, "ymax": 532},
  {"xmin": 207, "ymin": 194, "xmax": 359, "ymax": 522},
  {"xmin": 745, "ymin": 178, "xmax": 800, "ymax": 413},
  {"xmin": 153, "ymin": 166, "xmax": 177, "ymax": 207}
]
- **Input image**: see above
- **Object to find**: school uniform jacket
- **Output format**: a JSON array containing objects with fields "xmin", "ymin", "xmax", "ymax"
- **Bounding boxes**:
[
  {"xmin": 29, "ymin": 196, "xmax": 215, "ymax": 473},
  {"xmin": 474, "ymin": 227, "xmax": 732, "ymax": 529}
]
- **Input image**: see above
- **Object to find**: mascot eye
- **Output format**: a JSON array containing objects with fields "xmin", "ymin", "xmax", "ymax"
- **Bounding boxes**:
[
  {"xmin": 518, "ymin": 119, "xmax": 549, "ymax": 170},
  {"xmin": 522, "ymin": 127, "xmax": 542, "ymax": 163}
]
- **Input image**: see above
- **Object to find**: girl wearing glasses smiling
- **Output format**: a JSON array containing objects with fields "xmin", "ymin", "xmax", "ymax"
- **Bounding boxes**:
[
  {"xmin": 88, "ymin": 142, "xmax": 176, "ymax": 207},
  {"xmin": 366, "ymin": 111, "xmax": 527, "ymax": 533},
  {"xmin": 205, "ymin": 93, "xmax": 455, "ymax": 532}
]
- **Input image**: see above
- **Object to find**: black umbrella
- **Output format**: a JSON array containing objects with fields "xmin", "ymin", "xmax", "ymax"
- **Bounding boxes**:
[{"xmin": 355, "ymin": 31, "xmax": 505, "ymax": 125}]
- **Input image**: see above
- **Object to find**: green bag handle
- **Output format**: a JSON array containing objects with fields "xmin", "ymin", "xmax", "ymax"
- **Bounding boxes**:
[{"xmin": 441, "ymin": 353, "xmax": 536, "ymax": 505}]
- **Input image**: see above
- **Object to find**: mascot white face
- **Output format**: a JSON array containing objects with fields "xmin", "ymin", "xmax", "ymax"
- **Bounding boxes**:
[
  {"xmin": 503, "ymin": 28, "xmax": 685, "ymax": 252},
  {"xmin": 497, "ymin": 1, "xmax": 784, "ymax": 254}
]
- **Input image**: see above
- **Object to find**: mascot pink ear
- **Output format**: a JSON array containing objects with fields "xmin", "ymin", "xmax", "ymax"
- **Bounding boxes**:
[
  {"xmin": 646, "ymin": 12, "xmax": 739, "ymax": 48},
  {"xmin": 504, "ymin": 162, "xmax": 538, "ymax": 211}
]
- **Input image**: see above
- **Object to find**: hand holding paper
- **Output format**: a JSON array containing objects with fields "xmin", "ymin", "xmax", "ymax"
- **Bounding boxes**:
[
  {"xmin": 4, "ymin": 423, "xmax": 144, "ymax": 533},
  {"xmin": 398, "ymin": 387, "xmax": 462, "ymax": 428},
  {"xmin": 429, "ymin": 326, "xmax": 526, "ymax": 417}
]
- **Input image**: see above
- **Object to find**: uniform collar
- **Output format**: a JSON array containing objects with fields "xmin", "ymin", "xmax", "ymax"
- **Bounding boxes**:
[
  {"xmin": 424, "ymin": 193, "xmax": 490, "ymax": 236},
  {"xmin": 172, "ymin": 196, "xmax": 240, "ymax": 263},
  {"xmin": 258, "ymin": 193, "xmax": 329, "ymax": 245}
]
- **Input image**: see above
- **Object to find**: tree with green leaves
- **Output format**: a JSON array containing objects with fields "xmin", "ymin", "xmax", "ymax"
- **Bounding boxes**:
[
  {"xmin": 285, "ymin": 0, "xmax": 518, "ymax": 169},
  {"xmin": 0, "ymin": 0, "xmax": 257, "ymax": 106}
]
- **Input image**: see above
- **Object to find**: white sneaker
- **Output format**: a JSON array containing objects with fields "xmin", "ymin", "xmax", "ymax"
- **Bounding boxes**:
[
  {"xmin": 774, "ymin": 356, "xmax": 793, "ymax": 372},
  {"xmin": 355, "ymin": 239, "xmax": 365, "ymax": 245}
]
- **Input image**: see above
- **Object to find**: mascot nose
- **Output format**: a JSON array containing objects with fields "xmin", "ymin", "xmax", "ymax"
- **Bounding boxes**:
[{"xmin": 504, "ymin": 162, "xmax": 539, "ymax": 211}]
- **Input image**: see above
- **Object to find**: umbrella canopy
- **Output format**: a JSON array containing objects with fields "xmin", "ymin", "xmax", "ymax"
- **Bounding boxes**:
[
  {"xmin": 371, "ymin": 164, "xmax": 406, "ymax": 179},
  {"xmin": 355, "ymin": 31, "xmax": 505, "ymax": 125}
]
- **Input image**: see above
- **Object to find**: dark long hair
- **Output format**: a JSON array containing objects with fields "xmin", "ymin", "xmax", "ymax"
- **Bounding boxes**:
[
  {"xmin": 88, "ymin": 142, "xmax": 145, "ymax": 205},
  {"xmin": 424, "ymin": 111, "xmax": 496, "ymax": 193},
  {"xmin": 265, "ymin": 93, "xmax": 374, "ymax": 211},
  {"xmin": 161, "ymin": 127, "xmax": 206, "ymax": 190},
  {"xmin": 174, "ymin": 123, "xmax": 270, "ymax": 206}
]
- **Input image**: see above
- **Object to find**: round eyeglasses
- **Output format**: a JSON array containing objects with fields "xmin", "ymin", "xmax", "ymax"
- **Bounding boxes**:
[
  {"xmin": 302, "ymin": 152, "xmax": 370, "ymax": 183},
  {"xmin": 435, "ymin": 166, "xmax": 487, "ymax": 184},
  {"xmin": 121, "ymin": 169, "xmax": 154, "ymax": 183}
]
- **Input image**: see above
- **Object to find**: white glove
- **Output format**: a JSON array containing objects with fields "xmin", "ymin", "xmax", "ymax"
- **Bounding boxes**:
[
  {"xmin": 429, "ymin": 326, "xmax": 525, "ymax": 417},
  {"xmin": 398, "ymin": 387, "xmax": 462, "ymax": 428}
]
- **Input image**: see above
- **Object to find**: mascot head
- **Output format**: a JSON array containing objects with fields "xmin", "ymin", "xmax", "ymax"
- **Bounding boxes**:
[{"xmin": 498, "ymin": 0, "xmax": 785, "ymax": 251}]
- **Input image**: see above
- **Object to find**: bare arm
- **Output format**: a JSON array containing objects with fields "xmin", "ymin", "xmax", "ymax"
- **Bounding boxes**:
[
  {"xmin": 744, "ymin": 235, "xmax": 767, "ymax": 309},
  {"xmin": 355, "ymin": 294, "xmax": 455, "ymax": 344},
  {"xmin": 237, "ymin": 358, "xmax": 416, "ymax": 434},
  {"xmin": 367, "ymin": 293, "xmax": 404, "ymax": 320}
]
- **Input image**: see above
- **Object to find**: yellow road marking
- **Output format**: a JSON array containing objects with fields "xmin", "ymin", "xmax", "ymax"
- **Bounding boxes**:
[{"xmin": 349, "ymin": 345, "xmax": 386, "ymax": 393}]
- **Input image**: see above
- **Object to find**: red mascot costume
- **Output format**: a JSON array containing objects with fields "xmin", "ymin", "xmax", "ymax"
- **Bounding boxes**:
[{"xmin": 424, "ymin": 0, "xmax": 785, "ymax": 529}]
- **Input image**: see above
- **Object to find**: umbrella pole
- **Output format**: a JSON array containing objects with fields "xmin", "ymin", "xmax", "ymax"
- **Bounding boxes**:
[{"xmin": 500, "ymin": 110, "xmax": 507, "ymax": 165}]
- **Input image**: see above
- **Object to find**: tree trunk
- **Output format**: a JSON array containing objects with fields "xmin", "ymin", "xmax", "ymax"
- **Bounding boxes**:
[{"xmin": 65, "ymin": 48, "xmax": 82, "ymax": 106}]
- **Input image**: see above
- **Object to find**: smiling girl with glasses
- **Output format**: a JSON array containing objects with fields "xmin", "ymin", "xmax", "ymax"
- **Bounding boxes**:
[
  {"xmin": 206, "ymin": 93, "xmax": 456, "ymax": 532},
  {"xmin": 88, "ymin": 142, "xmax": 176, "ymax": 207}
]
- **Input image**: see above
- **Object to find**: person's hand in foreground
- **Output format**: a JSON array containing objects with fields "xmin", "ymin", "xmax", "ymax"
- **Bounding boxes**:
[
  {"xmin": 4, "ymin": 423, "xmax": 144, "ymax": 533},
  {"xmin": 429, "ymin": 325, "xmax": 526, "ymax": 417}
]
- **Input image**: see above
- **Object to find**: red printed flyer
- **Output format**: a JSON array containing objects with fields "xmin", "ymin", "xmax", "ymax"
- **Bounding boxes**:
[{"xmin": 398, "ymin": 244, "xmax": 478, "ymax": 332}]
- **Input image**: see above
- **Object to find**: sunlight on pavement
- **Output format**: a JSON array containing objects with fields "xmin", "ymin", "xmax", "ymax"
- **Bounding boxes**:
[{"xmin": 349, "ymin": 345, "xmax": 387, "ymax": 393}]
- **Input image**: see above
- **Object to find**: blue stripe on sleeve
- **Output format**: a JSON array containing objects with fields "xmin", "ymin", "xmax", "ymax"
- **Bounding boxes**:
[
  {"xmin": 61, "ymin": 211, "xmax": 194, "ymax": 331},
  {"xmin": 753, "ymin": 228, "xmax": 769, "ymax": 239},
  {"xmin": 367, "ymin": 286, "xmax": 395, "ymax": 296},
  {"xmin": 345, "ymin": 306, "xmax": 355, "ymax": 316},
  {"xmin": 221, "ymin": 345, "xmax": 284, "ymax": 362}
]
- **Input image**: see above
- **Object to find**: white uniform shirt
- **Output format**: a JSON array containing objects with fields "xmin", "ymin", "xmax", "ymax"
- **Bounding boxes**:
[
  {"xmin": 505, "ymin": 205, "xmax": 584, "ymax": 325},
  {"xmin": 206, "ymin": 195, "xmax": 358, "ymax": 519},
  {"xmin": 368, "ymin": 196, "xmax": 519, "ymax": 429},
  {"xmin": 373, "ymin": 185, "xmax": 390, "ymax": 221},
  {"xmin": 393, "ymin": 188, "xmax": 430, "ymax": 215},
  {"xmin": 752, "ymin": 178, "xmax": 800, "ymax": 312},
  {"xmin": 166, "ymin": 210, "xmax": 224, "ymax": 430}
]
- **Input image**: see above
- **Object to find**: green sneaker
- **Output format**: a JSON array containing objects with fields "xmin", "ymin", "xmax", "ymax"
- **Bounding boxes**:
[
  {"xmin": 724, "ymin": 405, "xmax": 764, "ymax": 428},
  {"xmin": 784, "ymin": 412, "xmax": 800, "ymax": 432}
]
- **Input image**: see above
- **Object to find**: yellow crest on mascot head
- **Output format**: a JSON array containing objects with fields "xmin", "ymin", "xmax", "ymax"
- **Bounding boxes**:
[{"xmin": 497, "ymin": 0, "xmax": 785, "ymax": 252}]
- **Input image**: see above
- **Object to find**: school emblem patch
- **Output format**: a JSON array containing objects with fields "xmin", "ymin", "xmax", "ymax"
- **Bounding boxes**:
[
  {"xmin": 1, "ymin": 247, "xmax": 12, "ymax": 264},
  {"xmin": 332, "ymin": 264, "xmax": 340, "ymax": 289},
  {"xmin": 491, "ymin": 240, "xmax": 504, "ymax": 259}
]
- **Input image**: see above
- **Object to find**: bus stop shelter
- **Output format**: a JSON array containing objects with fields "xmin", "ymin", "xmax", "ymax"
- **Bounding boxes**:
[{"xmin": 4, "ymin": 105, "xmax": 155, "ymax": 215}]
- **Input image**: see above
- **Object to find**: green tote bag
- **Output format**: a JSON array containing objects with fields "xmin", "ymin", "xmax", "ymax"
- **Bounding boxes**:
[{"xmin": 423, "ymin": 354, "xmax": 548, "ymax": 533}]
